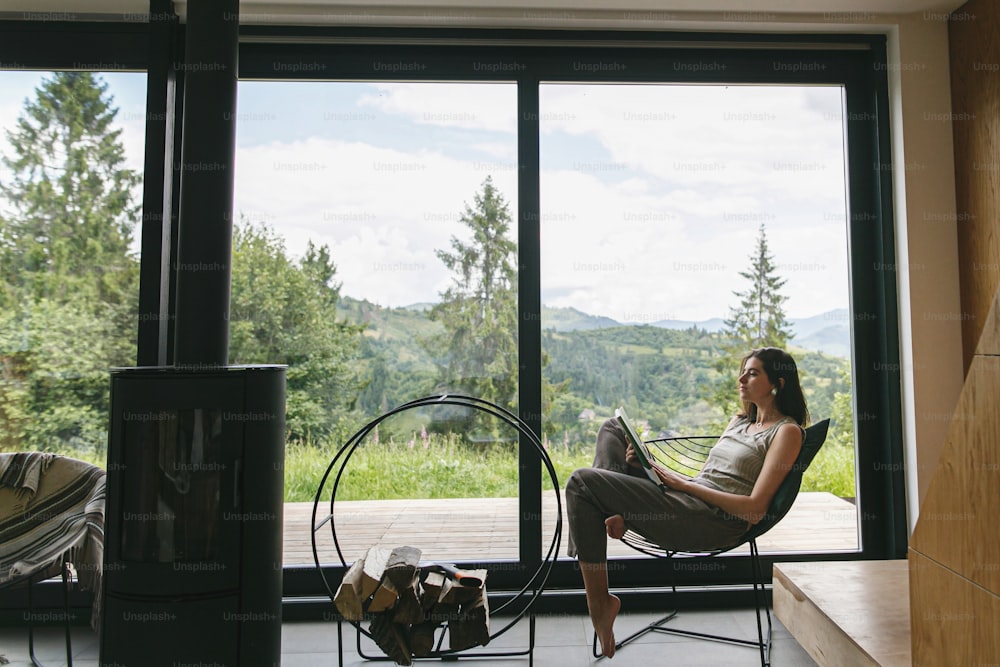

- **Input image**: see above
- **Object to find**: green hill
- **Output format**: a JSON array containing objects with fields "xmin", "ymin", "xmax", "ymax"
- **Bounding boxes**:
[
  {"xmin": 337, "ymin": 296, "xmax": 850, "ymax": 440},
  {"xmin": 541, "ymin": 305, "xmax": 620, "ymax": 331}
]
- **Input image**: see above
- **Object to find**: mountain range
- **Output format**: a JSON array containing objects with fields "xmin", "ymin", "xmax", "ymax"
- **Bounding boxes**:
[
  {"xmin": 339, "ymin": 296, "xmax": 851, "ymax": 425},
  {"xmin": 380, "ymin": 300, "xmax": 851, "ymax": 358}
]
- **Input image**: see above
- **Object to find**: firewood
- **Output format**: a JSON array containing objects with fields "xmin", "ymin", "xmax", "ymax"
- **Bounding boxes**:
[
  {"xmin": 384, "ymin": 546, "xmax": 421, "ymax": 590},
  {"xmin": 369, "ymin": 612, "xmax": 412, "ymax": 665},
  {"xmin": 448, "ymin": 586, "xmax": 490, "ymax": 651},
  {"xmin": 343, "ymin": 545, "xmax": 491, "ymax": 661},
  {"xmin": 360, "ymin": 546, "xmax": 392, "ymax": 599},
  {"xmin": 420, "ymin": 571, "xmax": 446, "ymax": 611},
  {"xmin": 425, "ymin": 602, "xmax": 460, "ymax": 625},
  {"xmin": 333, "ymin": 557, "xmax": 365, "ymax": 621},
  {"xmin": 409, "ymin": 621, "xmax": 440, "ymax": 657},
  {"xmin": 439, "ymin": 569, "xmax": 487, "ymax": 605},
  {"xmin": 392, "ymin": 571, "xmax": 424, "ymax": 625},
  {"xmin": 366, "ymin": 577, "xmax": 399, "ymax": 614}
]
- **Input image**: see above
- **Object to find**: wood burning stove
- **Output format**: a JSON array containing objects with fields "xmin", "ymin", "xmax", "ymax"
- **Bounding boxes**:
[{"xmin": 100, "ymin": 365, "xmax": 285, "ymax": 667}]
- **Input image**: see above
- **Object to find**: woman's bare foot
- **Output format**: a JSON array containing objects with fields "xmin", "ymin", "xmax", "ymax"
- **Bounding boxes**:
[
  {"xmin": 589, "ymin": 592, "xmax": 622, "ymax": 658},
  {"xmin": 605, "ymin": 514, "xmax": 626, "ymax": 540}
]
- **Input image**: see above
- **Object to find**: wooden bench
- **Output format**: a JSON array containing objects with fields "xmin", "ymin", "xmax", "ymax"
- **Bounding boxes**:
[{"xmin": 772, "ymin": 560, "xmax": 911, "ymax": 666}]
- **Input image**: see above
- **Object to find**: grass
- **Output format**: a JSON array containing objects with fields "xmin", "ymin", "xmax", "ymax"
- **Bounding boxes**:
[
  {"xmin": 28, "ymin": 434, "xmax": 856, "ymax": 503},
  {"xmin": 801, "ymin": 442, "xmax": 857, "ymax": 498},
  {"xmin": 292, "ymin": 436, "xmax": 592, "ymax": 503},
  {"xmin": 286, "ymin": 435, "xmax": 856, "ymax": 503}
]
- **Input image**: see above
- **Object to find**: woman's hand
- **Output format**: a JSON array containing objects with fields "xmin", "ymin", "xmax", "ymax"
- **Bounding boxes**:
[
  {"xmin": 651, "ymin": 462, "xmax": 690, "ymax": 492},
  {"xmin": 624, "ymin": 444, "xmax": 642, "ymax": 469},
  {"xmin": 672, "ymin": 422, "xmax": 803, "ymax": 525}
]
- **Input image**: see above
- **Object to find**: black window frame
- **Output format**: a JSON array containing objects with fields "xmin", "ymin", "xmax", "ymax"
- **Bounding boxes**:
[
  {"xmin": 0, "ymin": 20, "xmax": 905, "ymax": 613},
  {"xmin": 236, "ymin": 27, "xmax": 905, "ymax": 603},
  {"xmin": 0, "ymin": 17, "xmax": 154, "ymax": 622}
]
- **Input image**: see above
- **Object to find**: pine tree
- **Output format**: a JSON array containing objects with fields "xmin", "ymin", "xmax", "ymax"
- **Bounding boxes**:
[
  {"xmin": 0, "ymin": 72, "xmax": 140, "ymax": 307},
  {"xmin": 708, "ymin": 223, "xmax": 793, "ymax": 426},
  {"xmin": 425, "ymin": 177, "xmax": 519, "ymax": 433},
  {"xmin": 724, "ymin": 223, "xmax": 793, "ymax": 349},
  {"xmin": 0, "ymin": 72, "xmax": 140, "ymax": 451}
]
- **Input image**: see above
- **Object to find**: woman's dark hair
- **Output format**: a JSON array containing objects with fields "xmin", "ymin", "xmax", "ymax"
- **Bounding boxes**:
[{"xmin": 738, "ymin": 347, "xmax": 810, "ymax": 426}]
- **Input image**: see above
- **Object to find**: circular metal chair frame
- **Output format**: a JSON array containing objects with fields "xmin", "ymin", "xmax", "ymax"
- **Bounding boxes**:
[{"xmin": 311, "ymin": 394, "xmax": 563, "ymax": 664}]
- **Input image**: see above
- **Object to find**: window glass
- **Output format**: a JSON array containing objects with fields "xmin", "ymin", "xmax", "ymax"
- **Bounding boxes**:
[
  {"xmin": 538, "ymin": 83, "xmax": 858, "ymax": 556},
  {"xmin": 0, "ymin": 70, "xmax": 146, "ymax": 462},
  {"xmin": 232, "ymin": 81, "xmax": 522, "ymax": 564}
]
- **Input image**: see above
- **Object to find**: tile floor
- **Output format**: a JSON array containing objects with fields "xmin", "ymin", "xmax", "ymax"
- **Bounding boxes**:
[{"xmin": 1, "ymin": 607, "xmax": 817, "ymax": 667}]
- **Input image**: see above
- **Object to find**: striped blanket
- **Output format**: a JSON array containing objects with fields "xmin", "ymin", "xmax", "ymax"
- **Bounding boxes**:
[{"xmin": 0, "ymin": 452, "xmax": 106, "ymax": 630}]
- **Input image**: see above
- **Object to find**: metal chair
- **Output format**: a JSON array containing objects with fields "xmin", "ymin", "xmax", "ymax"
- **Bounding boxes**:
[
  {"xmin": 0, "ymin": 560, "xmax": 76, "ymax": 667},
  {"xmin": 595, "ymin": 419, "xmax": 830, "ymax": 666},
  {"xmin": 1, "ymin": 452, "xmax": 106, "ymax": 667}
]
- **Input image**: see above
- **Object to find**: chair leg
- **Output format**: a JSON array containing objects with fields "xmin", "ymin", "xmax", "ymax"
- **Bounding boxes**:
[
  {"xmin": 27, "ymin": 576, "xmax": 43, "ymax": 667},
  {"xmin": 61, "ymin": 563, "xmax": 74, "ymax": 667},
  {"xmin": 599, "ymin": 545, "xmax": 773, "ymax": 663},
  {"xmin": 592, "ymin": 609, "xmax": 679, "ymax": 658},
  {"xmin": 749, "ymin": 540, "xmax": 771, "ymax": 667},
  {"xmin": 25, "ymin": 564, "xmax": 75, "ymax": 667}
]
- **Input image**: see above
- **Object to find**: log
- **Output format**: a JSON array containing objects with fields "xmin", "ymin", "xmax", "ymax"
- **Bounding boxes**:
[
  {"xmin": 366, "ymin": 577, "xmax": 399, "ymax": 614},
  {"xmin": 392, "ymin": 571, "xmax": 424, "ymax": 625},
  {"xmin": 424, "ymin": 602, "xmax": 459, "ymax": 626},
  {"xmin": 360, "ymin": 546, "xmax": 392, "ymax": 599},
  {"xmin": 448, "ymin": 586, "xmax": 490, "ymax": 651},
  {"xmin": 409, "ymin": 620, "xmax": 440, "ymax": 657},
  {"xmin": 384, "ymin": 546, "xmax": 421, "ymax": 590},
  {"xmin": 419, "ymin": 571, "xmax": 447, "ymax": 611},
  {"xmin": 439, "ymin": 569, "xmax": 487, "ymax": 605},
  {"xmin": 333, "ymin": 557, "xmax": 365, "ymax": 621},
  {"xmin": 369, "ymin": 611, "xmax": 412, "ymax": 665}
]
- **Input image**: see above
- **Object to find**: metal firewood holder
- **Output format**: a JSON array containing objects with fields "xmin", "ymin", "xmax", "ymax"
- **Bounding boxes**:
[{"xmin": 311, "ymin": 394, "xmax": 562, "ymax": 666}]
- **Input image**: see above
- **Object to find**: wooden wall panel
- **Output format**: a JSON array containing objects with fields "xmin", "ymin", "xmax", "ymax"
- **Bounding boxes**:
[
  {"xmin": 912, "ymin": 11, "xmax": 1000, "ymax": 649},
  {"xmin": 977, "ymin": 288, "xmax": 1000, "ymax": 355},
  {"xmin": 909, "ymin": 354, "xmax": 1000, "ymax": 593},
  {"xmin": 909, "ymin": 550, "xmax": 1000, "ymax": 666},
  {"xmin": 949, "ymin": 0, "xmax": 1000, "ymax": 370}
]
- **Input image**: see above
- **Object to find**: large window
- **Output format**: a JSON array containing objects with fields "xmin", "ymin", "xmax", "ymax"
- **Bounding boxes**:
[
  {"xmin": 0, "ymin": 31, "xmax": 906, "ymax": 612},
  {"xmin": 0, "ymin": 21, "xmax": 907, "ymax": 609},
  {"xmin": 237, "ymin": 33, "xmax": 903, "ymax": 596}
]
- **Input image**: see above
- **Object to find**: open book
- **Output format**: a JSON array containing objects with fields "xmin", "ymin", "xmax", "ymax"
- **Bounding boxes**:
[{"xmin": 615, "ymin": 406, "xmax": 665, "ymax": 488}]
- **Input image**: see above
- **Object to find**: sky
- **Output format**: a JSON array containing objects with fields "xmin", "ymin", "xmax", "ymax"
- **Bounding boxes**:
[{"xmin": 0, "ymin": 71, "xmax": 851, "ymax": 323}]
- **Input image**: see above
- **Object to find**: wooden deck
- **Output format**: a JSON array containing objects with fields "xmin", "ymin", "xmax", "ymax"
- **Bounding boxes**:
[{"xmin": 284, "ymin": 491, "xmax": 859, "ymax": 566}]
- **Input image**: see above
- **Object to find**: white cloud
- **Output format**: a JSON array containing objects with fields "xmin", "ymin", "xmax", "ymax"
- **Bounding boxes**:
[
  {"xmin": 229, "ymin": 82, "xmax": 851, "ymax": 321},
  {"xmin": 0, "ymin": 72, "xmax": 849, "ymax": 322},
  {"xmin": 535, "ymin": 83, "xmax": 849, "ymax": 320},
  {"xmin": 358, "ymin": 82, "xmax": 517, "ymax": 133},
  {"xmin": 540, "ymin": 83, "xmax": 846, "ymax": 197},
  {"xmin": 540, "ymin": 168, "xmax": 745, "ymax": 322},
  {"xmin": 233, "ymin": 135, "xmax": 518, "ymax": 308},
  {"xmin": 470, "ymin": 141, "xmax": 517, "ymax": 161}
]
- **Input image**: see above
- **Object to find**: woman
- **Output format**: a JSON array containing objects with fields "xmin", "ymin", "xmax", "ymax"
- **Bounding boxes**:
[{"xmin": 565, "ymin": 347, "xmax": 809, "ymax": 658}]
